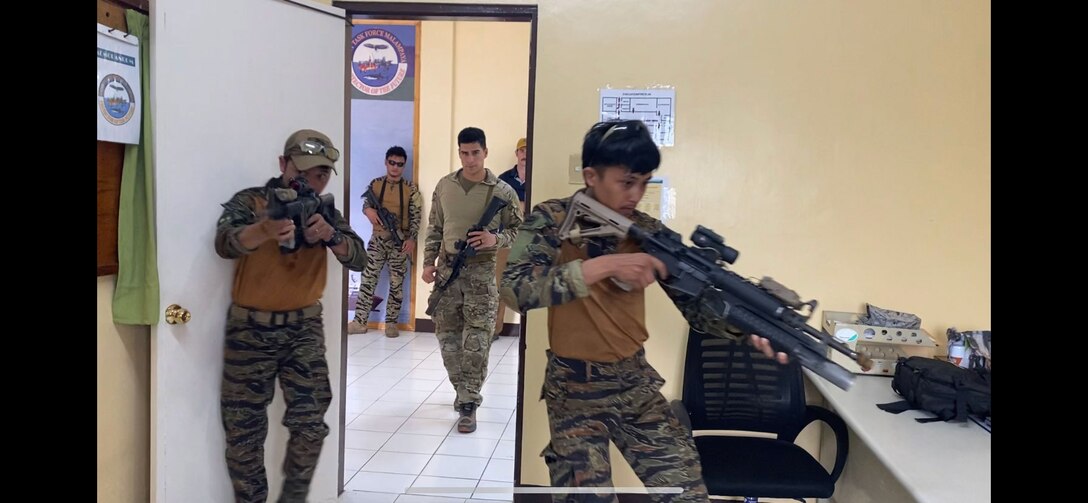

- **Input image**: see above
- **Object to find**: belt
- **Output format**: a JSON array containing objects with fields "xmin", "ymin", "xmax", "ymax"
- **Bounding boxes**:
[
  {"xmin": 229, "ymin": 303, "xmax": 323, "ymax": 326},
  {"xmin": 441, "ymin": 251, "xmax": 495, "ymax": 265},
  {"xmin": 547, "ymin": 349, "xmax": 649, "ymax": 383}
]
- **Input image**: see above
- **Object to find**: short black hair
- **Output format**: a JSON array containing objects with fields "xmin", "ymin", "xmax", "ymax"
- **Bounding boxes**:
[
  {"xmin": 581, "ymin": 120, "xmax": 660, "ymax": 175},
  {"xmin": 457, "ymin": 127, "xmax": 487, "ymax": 149},
  {"xmin": 386, "ymin": 146, "xmax": 407, "ymax": 159}
]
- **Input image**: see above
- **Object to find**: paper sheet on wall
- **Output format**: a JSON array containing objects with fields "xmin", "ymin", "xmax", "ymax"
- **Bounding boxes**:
[
  {"xmin": 600, "ymin": 88, "xmax": 675, "ymax": 147},
  {"xmin": 636, "ymin": 178, "xmax": 675, "ymax": 222}
]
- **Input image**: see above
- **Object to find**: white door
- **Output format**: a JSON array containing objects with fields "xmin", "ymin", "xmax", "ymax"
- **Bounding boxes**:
[{"xmin": 150, "ymin": 0, "xmax": 347, "ymax": 501}]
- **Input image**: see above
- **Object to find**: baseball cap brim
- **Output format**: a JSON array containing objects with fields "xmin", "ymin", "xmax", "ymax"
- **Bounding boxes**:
[{"xmin": 291, "ymin": 153, "xmax": 338, "ymax": 174}]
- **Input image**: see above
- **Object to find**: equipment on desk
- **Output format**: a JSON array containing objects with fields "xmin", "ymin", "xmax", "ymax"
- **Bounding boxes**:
[
  {"xmin": 877, "ymin": 356, "xmax": 991, "ymax": 425},
  {"xmin": 670, "ymin": 330, "xmax": 849, "ymax": 502},
  {"xmin": 948, "ymin": 327, "xmax": 991, "ymax": 371},
  {"xmin": 822, "ymin": 310, "xmax": 938, "ymax": 376}
]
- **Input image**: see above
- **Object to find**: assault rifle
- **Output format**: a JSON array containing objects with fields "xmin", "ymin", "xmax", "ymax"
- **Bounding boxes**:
[
  {"xmin": 425, "ymin": 196, "xmax": 509, "ymax": 316},
  {"xmin": 266, "ymin": 176, "xmax": 338, "ymax": 254},
  {"xmin": 557, "ymin": 191, "xmax": 871, "ymax": 391},
  {"xmin": 362, "ymin": 186, "xmax": 404, "ymax": 249}
]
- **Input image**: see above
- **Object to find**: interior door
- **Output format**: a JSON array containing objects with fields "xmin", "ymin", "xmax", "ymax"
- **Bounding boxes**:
[{"xmin": 150, "ymin": 0, "xmax": 348, "ymax": 501}]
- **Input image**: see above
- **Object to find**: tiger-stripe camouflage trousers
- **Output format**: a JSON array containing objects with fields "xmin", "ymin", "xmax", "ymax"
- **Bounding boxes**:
[
  {"xmin": 353, "ymin": 233, "xmax": 410, "ymax": 324},
  {"xmin": 540, "ymin": 349, "xmax": 709, "ymax": 503},
  {"xmin": 220, "ymin": 303, "xmax": 332, "ymax": 503}
]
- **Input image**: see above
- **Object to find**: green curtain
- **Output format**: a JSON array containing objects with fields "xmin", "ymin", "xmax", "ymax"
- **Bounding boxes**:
[{"xmin": 112, "ymin": 9, "xmax": 160, "ymax": 325}]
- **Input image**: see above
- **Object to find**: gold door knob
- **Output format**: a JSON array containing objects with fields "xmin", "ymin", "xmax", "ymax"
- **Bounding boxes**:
[{"xmin": 165, "ymin": 304, "xmax": 192, "ymax": 324}]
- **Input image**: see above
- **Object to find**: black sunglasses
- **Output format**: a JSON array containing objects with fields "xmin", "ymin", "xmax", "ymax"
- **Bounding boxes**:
[{"xmin": 386, "ymin": 159, "xmax": 406, "ymax": 167}]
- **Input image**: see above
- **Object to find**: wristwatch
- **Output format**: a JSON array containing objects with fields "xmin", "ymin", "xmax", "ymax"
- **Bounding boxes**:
[{"xmin": 324, "ymin": 229, "xmax": 345, "ymax": 247}]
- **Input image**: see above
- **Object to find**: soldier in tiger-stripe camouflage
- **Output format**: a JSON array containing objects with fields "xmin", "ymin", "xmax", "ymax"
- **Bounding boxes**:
[
  {"xmin": 348, "ymin": 146, "xmax": 423, "ymax": 338},
  {"xmin": 215, "ymin": 129, "xmax": 367, "ymax": 503},
  {"xmin": 500, "ymin": 120, "xmax": 787, "ymax": 503}
]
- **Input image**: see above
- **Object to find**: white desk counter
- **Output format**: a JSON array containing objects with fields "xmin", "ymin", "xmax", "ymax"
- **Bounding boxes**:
[{"xmin": 804, "ymin": 370, "xmax": 990, "ymax": 503}]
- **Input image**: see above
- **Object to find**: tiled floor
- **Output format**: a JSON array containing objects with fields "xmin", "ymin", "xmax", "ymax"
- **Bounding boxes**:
[{"xmin": 340, "ymin": 330, "xmax": 519, "ymax": 503}]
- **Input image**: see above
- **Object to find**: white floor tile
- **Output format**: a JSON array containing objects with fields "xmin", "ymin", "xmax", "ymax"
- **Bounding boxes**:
[
  {"xmin": 425, "ymin": 391, "xmax": 458, "ymax": 406},
  {"xmin": 480, "ymin": 383, "xmax": 519, "ymax": 396},
  {"xmin": 474, "ymin": 407, "xmax": 513, "ymax": 424},
  {"xmin": 348, "ymin": 414, "xmax": 408, "ymax": 433},
  {"xmin": 380, "ymin": 387, "xmax": 434, "ymax": 404},
  {"xmin": 435, "ymin": 436, "xmax": 498, "ymax": 458},
  {"xmin": 416, "ymin": 358, "xmax": 448, "ymax": 370},
  {"xmin": 482, "ymin": 395, "xmax": 517, "ymax": 409},
  {"xmin": 470, "ymin": 479, "xmax": 513, "ymax": 501},
  {"xmin": 492, "ymin": 440, "xmax": 515, "ymax": 460},
  {"xmin": 481, "ymin": 373, "xmax": 518, "ymax": 385},
  {"xmin": 345, "ymin": 399, "xmax": 374, "ymax": 415},
  {"xmin": 392, "ymin": 379, "xmax": 444, "ymax": 392},
  {"xmin": 380, "ymin": 432, "xmax": 446, "ymax": 455},
  {"xmin": 447, "ymin": 419, "xmax": 506, "ymax": 440},
  {"xmin": 344, "ymin": 429, "xmax": 393, "ymax": 450},
  {"xmin": 408, "ymin": 368, "xmax": 452, "ymax": 381},
  {"xmin": 408, "ymin": 475, "xmax": 480, "ymax": 499},
  {"xmin": 481, "ymin": 457, "xmax": 513, "ymax": 483},
  {"xmin": 378, "ymin": 358, "xmax": 425, "ymax": 369},
  {"xmin": 345, "ymin": 471, "xmax": 418, "ymax": 494},
  {"xmin": 344, "ymin": 448, "xmax": 377, "ymax": 470},
  {"xmin": 395, "ymin": 495, "xmax": 467, "ymax": 503},
  {"xmin": 365, "ymin": 401, "xmax": 423, "ymax": 417},
  {"xmin": 348, "ymin": 355, "xmax": 388, "ymax": 366},
  {"xmin": 346, "ymin": 386, "xmax": 389, "ymax": 401},
  {"xmin": 500, "ymin": 423, "xmax": 517, "ymax": 441},
  {"xmin": 367, "ymin": 366, "xmax": 414, "ymax": 379},
  {"xmin": 420, "ymin": 454, "xmax": 490, "ymax": 479},
  {"xmin": 411, "ymin": 403, "xmax": 462, "ymax": 421},
  {"xmin": 400, "ymin": 417, "xmax": 460, "ymax": 436},
  {"xmin": 340, "ymin": 490, "xmax": 399, "ymax": 503},
  {"xmin": 363, "ymin": 450, "xmax": 433, "ymax": 475},
  {"xmin": 343, "ymin": 466, "xmax": 360, "ymax": 485}
]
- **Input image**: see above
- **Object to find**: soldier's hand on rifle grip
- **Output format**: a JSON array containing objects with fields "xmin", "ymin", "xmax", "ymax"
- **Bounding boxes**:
[
  {"xmin": 304, "ymin": 213, "xmax": 335, "ymax": 244},
  {"xmin": 260, "ymin": 216, "xmax": 296, "ymax": 245},
  {"xmin": 749, "ymin": 335, "xmax": 790, "ymax": 365},
  {"xmin": 467, "ymin": 230, "xmax": 497, "ymax": 250},
  {"xmin": 364, "ymin": 208, "xmax": 382, "ymax": 228},
  {"xmin": 583, "ymin": 253, "xmax": 668, "ymax": 291},
  {"xmin": 422, "ymin": 265, "xmax": 437, "ymax": 284}
]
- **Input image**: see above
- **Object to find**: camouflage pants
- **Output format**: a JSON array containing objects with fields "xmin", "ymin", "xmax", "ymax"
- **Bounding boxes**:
[
  {"xmin": 354, "ymin": 234, "xmax": 410, "ymax": 324},
  {"xmin": 540, "ymin": 350, "xmax": 709, "ymax": 503},
  {"xmin": 220, "ymin": 304, "xmax": 332, "ymax": 503},
  {"xmin": 429, "ymin": 259, "xmax": 498, "ymax": 407}
]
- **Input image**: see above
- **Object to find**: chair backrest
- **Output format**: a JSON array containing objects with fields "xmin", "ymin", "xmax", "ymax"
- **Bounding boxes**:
[{"xmin": 681, "ymin": 330, "xmax": 808, "ymax": 440}]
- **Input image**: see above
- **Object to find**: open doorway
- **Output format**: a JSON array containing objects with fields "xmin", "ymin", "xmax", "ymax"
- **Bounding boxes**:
[{"xmin": 335, "ymin": 3, "xmax": 537, "ymax": 502}]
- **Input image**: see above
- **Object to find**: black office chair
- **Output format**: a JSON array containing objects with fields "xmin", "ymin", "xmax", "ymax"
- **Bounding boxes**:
[{"xmin": 670, "ymin": 330, "xmax": 849, "ymax": 502}]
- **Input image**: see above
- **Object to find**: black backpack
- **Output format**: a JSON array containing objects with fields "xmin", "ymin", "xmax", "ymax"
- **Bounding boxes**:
[{"xmin": 877, "ymin": 356, "xmax": 991, "ymax": 423}]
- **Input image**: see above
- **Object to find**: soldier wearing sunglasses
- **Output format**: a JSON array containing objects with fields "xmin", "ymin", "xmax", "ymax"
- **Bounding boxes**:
[
  {"xmin": 348, "ymin": 146, "xmax": 423, "ymax": 338},
  {"xmin": 214, "ymin": 129, "xmax": 368, "ymax": 503}
]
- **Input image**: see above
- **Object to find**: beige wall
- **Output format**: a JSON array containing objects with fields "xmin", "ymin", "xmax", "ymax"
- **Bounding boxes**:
[
  {"xmin": 413, "ymin": 20, "xmax": 531, "ymax": 320},
  {"xmin": 514, "ymin": 0, "xmax": 990, "ymax": 489},
  {"xmin": 97, "ymin": 276, "xmax": 150, "ymax": 503}
]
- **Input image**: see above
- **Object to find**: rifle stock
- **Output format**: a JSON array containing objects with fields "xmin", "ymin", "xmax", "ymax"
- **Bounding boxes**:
[{"xmin": 560, "ymin": 191, "xmax": 870, "ymax": 391}]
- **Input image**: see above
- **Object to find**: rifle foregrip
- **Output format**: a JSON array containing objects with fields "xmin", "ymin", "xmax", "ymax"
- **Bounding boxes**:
[{"xmin": 726, "ymin": 305, "xmax": 856, "ymax": 391}]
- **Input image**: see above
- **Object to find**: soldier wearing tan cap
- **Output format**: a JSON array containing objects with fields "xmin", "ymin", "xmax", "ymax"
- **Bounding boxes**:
[{"xmin": 214, "ymin": 128, "xmax": 368, "ymax": 503}]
